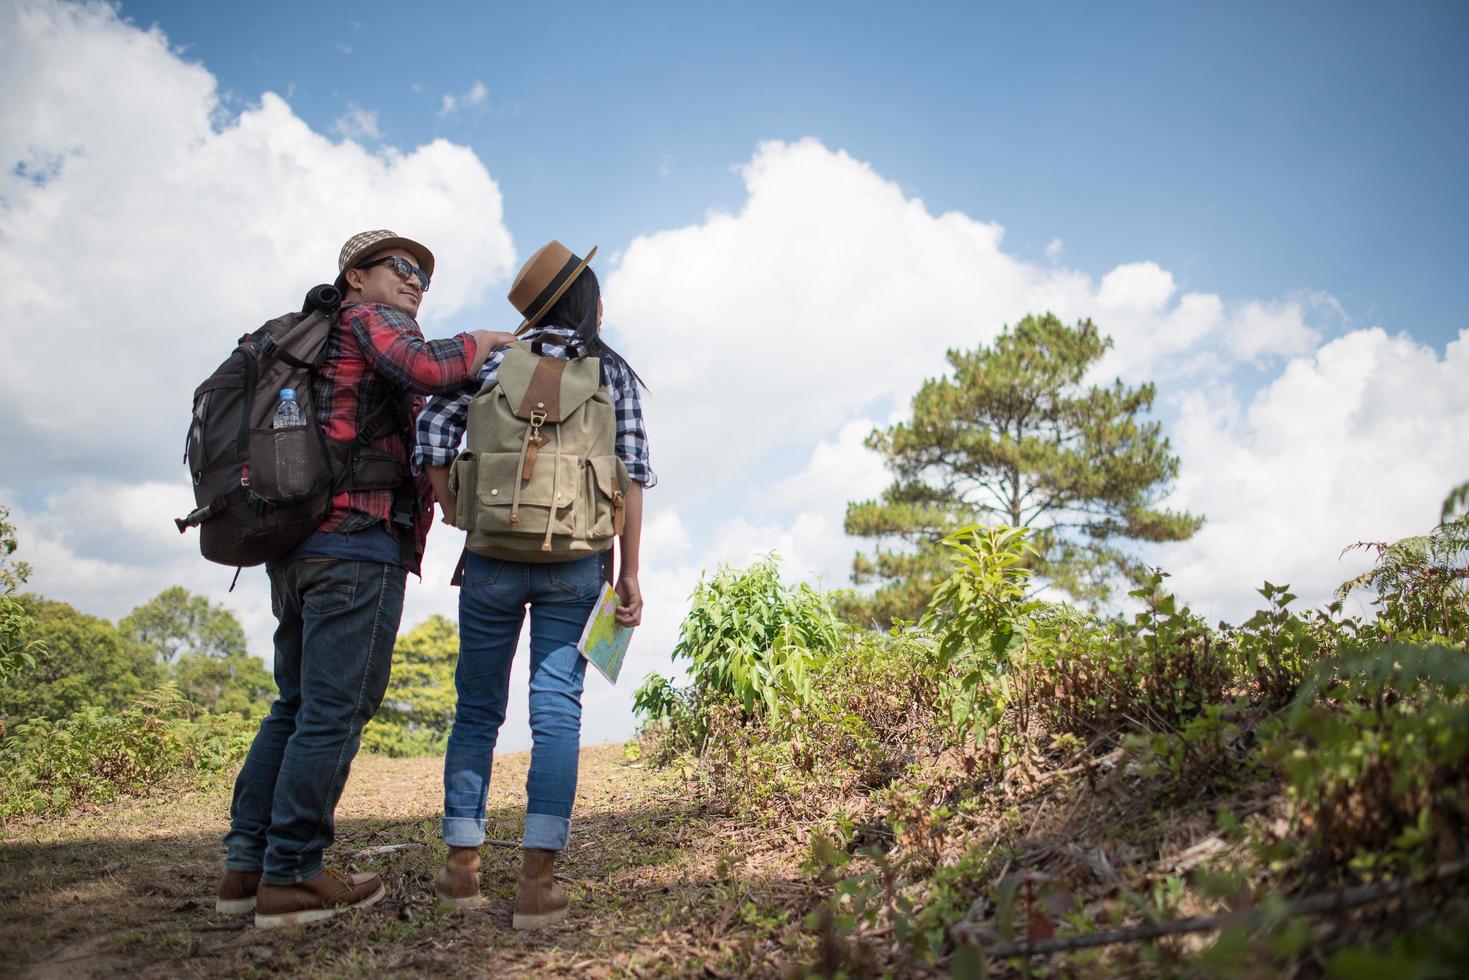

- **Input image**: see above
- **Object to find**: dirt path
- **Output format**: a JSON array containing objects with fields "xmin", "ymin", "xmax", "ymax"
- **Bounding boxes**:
[{"xmin": 0, "ymin": 746, "xmax": 812, "ymax": 978}]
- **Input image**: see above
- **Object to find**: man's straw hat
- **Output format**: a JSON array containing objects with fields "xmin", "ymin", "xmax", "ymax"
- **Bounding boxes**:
[
  {"xmin": 508, "ymin": 241, "xmax": 598, "ymax": 335},
  {"xmin": 334, "ymin": 229, "xmax": 436, "ymax": 292}
]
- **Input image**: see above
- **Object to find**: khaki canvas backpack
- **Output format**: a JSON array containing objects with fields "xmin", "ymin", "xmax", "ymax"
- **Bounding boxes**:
[{"xmin": 450, "ymin": 340, "xmax": 630, "ymax": 562}]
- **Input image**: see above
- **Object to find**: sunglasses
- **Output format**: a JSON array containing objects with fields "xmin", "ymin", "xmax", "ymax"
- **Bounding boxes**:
[{"xmin": 358, "ymin": 255, "xmax": 431, "ymax": 292}]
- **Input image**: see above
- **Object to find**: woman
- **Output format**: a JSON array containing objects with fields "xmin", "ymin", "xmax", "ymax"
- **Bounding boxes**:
[{"xmin": 415, "ymin": 241, "xmax": 654, "ymax": 929}]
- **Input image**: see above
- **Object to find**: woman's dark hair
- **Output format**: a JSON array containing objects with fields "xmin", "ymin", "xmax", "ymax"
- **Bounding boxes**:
[{"xmin": 539, "ymin": 267, "xmax": 646, "ymax": 390}]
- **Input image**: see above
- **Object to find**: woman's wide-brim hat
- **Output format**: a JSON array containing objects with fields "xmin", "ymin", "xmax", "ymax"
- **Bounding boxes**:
[
  {"xmin": 333, "ymin": 229, "xmax": 436, "ymax": 292},
  {"xmin": 509, "ymin": 241, "xmax": 598, "ymax": 335}
]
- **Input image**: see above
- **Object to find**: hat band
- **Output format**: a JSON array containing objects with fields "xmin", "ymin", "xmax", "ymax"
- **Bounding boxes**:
[{"xmin": 523, "ymin": 254, "xmax": 585, "ymax": 323}]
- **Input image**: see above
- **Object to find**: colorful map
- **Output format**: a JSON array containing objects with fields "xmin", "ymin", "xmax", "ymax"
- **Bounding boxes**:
[{"xmin": 577, "ymin": 583, "xmax": 632, "ymax": 684}]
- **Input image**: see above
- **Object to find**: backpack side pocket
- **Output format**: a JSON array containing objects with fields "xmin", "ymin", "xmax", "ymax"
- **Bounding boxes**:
[
  {"xmin": 248, "ymin": 422, "xmax": 328, "ymax": 503},
  {"xmin": 450, "ymin": 452, "xmax": 477, "ymax": 531}
]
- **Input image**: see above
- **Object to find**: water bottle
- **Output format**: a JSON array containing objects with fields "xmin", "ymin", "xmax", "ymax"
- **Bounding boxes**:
[
  {"xmin": 273, "ymin": 388, "xmax": 307, "ymax": 496},
  {"xmin": 274, "ymin": 388, "xmax": 305, "ymax": 428}
]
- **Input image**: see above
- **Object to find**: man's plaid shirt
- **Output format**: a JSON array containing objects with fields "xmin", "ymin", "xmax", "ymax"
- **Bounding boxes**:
[
  {"xmin": 414, "ymin": 324, "xmax": 656, "ymax": 487},
  {"xmin": 314, "ymin": 301, "xmax": 477, "ymax": 568}
]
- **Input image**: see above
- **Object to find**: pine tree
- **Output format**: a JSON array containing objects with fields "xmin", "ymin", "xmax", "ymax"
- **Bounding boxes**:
[{"xmin": 841, "ymin": 313, "xmax": 1201, "ymax": 626}]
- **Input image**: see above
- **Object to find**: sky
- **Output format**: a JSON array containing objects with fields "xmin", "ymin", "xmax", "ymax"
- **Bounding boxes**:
[{"xmin": 2, "ymin": 0, "xmax": 1467, "ymax": 750}]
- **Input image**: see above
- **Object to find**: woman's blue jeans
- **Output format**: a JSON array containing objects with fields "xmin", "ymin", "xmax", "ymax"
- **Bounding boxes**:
[{"xmin": 442, "ymin": 551, "xmax": 602, "ymax": 852}]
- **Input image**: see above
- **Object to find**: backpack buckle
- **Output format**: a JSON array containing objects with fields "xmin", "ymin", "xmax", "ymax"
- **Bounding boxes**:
[{"xmin": 529, "ymin": 409, "xmax": 547, "ymax": 426}]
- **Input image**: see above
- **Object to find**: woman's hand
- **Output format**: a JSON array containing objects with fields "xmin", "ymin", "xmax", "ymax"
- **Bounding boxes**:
[
  {"xmin": 615, "ymin": 573, "xmax": 643, "ymax": 627},
  {"xmin": 426, "ymin": 465, "xmax": 458, "ymax": 528}
]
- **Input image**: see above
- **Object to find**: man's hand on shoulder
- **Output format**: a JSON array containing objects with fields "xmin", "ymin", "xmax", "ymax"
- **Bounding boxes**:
[{"xmin": 469, "ymin": 330, "xmax": 520, "ymax": 372}]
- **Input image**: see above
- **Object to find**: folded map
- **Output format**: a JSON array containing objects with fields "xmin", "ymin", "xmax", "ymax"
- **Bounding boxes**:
[{"xmin": 576, "ymin": 582, "xmax": 632, "ymax": 684}]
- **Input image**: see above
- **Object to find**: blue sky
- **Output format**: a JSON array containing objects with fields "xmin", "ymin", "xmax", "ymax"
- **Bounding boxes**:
[{"xmin": 122, "ymin": 0, "xmax": 1469, "ymax": 347}]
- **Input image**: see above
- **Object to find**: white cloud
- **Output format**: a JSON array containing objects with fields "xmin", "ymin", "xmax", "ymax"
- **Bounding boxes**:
[
  {"xmin": 333, "ymin": 103, "xmax": 380, "ymax": 141},
  {"xmin": 0, "ymin": 0, "xmax": 516, "ymax": 493},
  {"xmin": 605, "ymin": 139, "xmax": 1330, "ymax": 517},
  {"xmin": 1228, "ymin": 298, "xmax": 1323, "ymax": 361},
  {"xmin": 1045, "ymin": 237, "xmax": 1064, "ymax": 262},
  {"xmin": 437, "ymin": 80, "xmax": 488, "ymax": 118},
  {"xmin": 1162, "ymin": 327, "xmax": 1469, "ymax": 622},
  {"xmin": 768, "ymin": 418, "xmax": 890, "ymax": 515}
]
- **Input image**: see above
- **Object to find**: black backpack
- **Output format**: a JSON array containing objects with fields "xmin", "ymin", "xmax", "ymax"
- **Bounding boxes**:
[{"xmin": 176, "ymin": 285, "xmax": 410, "ymax": 568}]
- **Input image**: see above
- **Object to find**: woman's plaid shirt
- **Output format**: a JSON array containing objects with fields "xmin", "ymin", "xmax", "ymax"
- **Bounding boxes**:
[{"xmin": 414, "ymin": 324, "xmax": 656, "ymax": 487}]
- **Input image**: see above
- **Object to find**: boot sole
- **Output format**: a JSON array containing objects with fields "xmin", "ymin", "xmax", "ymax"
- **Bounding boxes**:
[
  {"xmin": 434, "ymin": 889, "xmax": 486, "ymax": 909},
  {"xmin": 512, "ymin": 906, "xmax": 569, "ymax": 930},
  {"xmin": 253, "ymin": 882, "xmax": 385, "ymax": 929},
  {"xmin": 215, "ymin": 896, "xmax": 256, "ymax": 914}
]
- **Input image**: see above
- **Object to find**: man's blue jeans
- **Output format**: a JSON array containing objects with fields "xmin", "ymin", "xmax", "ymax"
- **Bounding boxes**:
[
  {"xmin": 442, "ymin": 552, "xmax": 601, "ymax": 852},
  {"xmin": 223, "ymin": 558, "xmax": 406, "ymax": 884}
]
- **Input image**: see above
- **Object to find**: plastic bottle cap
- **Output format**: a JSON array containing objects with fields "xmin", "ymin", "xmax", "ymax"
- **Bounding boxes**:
[{"xmin": 280, "ymin": 388, "xmax": 296, "ymax": 399}]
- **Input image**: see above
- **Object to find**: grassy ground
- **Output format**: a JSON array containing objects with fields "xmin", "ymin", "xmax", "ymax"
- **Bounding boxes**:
[{"xmin": 0, "ymin": 744, "xmax": 813, "ymax": 978}]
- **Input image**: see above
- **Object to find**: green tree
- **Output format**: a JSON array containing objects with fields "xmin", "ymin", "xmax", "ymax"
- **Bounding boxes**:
[
  {"xmin": 120, "ymin": 586, "xmax": 248, "ymax": 665},
  {"xmin": 0, "ymin": 505, "xmax": 44, "ymax": 692},
  {"xmin": 842, "ymin": 313, "xmax": 1201, "ymax": 626},
  {"xmin": 119, "ymin": 587, "xmax": 273, "ymax": 717},
  {"xmin": 361, "ymin": 614, "xmax": 459, "ymax": 757},
  {"xmin": 0, "ymin": 597, "xmax": 160, "ymax": 724}
]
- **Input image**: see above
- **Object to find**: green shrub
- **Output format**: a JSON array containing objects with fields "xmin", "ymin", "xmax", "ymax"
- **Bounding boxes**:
[
  {"xmin": 1227, "ymin": 582, "xmax": 1324, "ymax": 709},
  {"xmin": 1271, "ymin": 643, "xmax": 1469, "ymax": 872},
  {"xmin": 1337, "ymin": 515, "xmax": 1469, "ymax": 642},
  {"xmin": 637, "ymin": 556, "xmax": 842, "ymax": 732},
  {"xmin": 0, "ymin": 684, "xmax": 253, "ymax": 818}
]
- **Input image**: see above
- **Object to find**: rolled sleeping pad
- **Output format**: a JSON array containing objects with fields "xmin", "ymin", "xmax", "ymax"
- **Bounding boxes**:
[{"xmin": 300, "ymin": 283, "xmax": 342, "ymax": 315}]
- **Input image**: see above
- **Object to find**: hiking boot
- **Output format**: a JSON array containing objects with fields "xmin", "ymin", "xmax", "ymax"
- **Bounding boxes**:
[
  {"xmin": 253, "ymin": 868, "xmax": 385, "ymax": 929},
  {"xmin": 512, "ymin": 848, "xmax": 568, "ymax": 930},
  {"xmin": 434, "ymin": 845, "xmax": 484, "ymax": 908},
  {"xmin": 215, "ymin": 868, "xmax": 261, "ymax": 914}
]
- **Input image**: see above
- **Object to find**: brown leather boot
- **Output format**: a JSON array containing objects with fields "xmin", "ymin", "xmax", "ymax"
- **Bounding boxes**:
[
  {"xmin": 254, "ymin": 868, "xmax": 385, "ymax": 929},
  {"xmin": 433, "ymin": 845, "xmax": 484, "ymax": 908},
  {"xmin": 216, "ymin": 868, "xmax": 261, "ymax": 914},
  {"xmin": 512, "ymin": 848, "xmax": 568, "ymax": 930}
]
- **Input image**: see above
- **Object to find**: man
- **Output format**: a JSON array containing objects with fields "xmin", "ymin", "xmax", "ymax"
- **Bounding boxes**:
[{"xmin": 216, "ymin": 230, "xmax": 517, "ymax": 928}]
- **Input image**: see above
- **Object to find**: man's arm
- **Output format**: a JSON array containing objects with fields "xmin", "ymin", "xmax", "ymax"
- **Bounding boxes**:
[{"xmin": 350, "ymin": 304, "xmax": 515, "ymax": 394}]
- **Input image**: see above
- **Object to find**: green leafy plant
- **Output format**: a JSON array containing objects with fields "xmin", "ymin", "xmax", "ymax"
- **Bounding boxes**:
[
  {"xmin": 1229, "ymin": 582, "xmax": 1321, "ymax": 709},
  {"xmin": 1337, "ymin": 515, "xmax": 1469, "ymax": 641},
  {"xmin": 654, "ymin": 556, "xmax": 841, "ymax": 721}
]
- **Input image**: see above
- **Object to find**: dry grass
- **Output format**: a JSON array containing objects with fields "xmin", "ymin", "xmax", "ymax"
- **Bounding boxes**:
[{"xmin": 0, "ymin": 745, "xmax": 814, "ymax": 978}]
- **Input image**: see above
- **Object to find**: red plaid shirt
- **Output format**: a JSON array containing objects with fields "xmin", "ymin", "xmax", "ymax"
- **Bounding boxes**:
[{"xmin": 311, "ymin": 301, "xmax": 475, "ymax": 571}]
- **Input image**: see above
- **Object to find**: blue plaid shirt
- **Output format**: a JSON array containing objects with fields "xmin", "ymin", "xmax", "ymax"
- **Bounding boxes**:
[{"xmin": 414, "ymin": 324, "xmax": 656, "ymax": 487}]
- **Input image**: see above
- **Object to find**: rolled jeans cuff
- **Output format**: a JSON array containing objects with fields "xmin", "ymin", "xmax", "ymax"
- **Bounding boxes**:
[
  {"xmin": 261, "ymin": 860, "xmax": 324, "ymax": 887},
  {"xmin": 523, "ymin": 813, "xmax": 569, "ymax": 851},
  {"xmin": 442, "ymin": 815, "xmax": 487, "ymax": 848}
]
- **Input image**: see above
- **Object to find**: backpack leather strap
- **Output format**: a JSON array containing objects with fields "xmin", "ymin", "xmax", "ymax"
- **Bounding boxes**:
[{"xmin": 518, "ymin": 357, "xmax": 568, "ymax": 421}]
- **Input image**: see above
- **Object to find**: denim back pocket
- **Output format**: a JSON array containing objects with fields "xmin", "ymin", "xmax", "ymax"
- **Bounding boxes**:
[
  {"xmin": 299, "ymin": 559, "xmax": 360, "ymax": 613},
  {"xmin": 463, "ymin": 553, "xmax": 505, "ymax": 589},
  {"xmin": 548, "ymin": 554, "xmax": 605, "ymax": 598}
]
